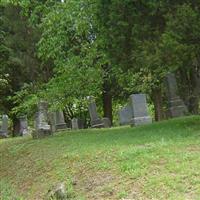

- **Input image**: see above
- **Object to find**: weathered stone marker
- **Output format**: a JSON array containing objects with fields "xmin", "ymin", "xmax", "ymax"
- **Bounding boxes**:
[
  {"xmin": 71, "ymin": 118, "xmax": 79, "ymax": 130},
  {"xmin": 33, "ymin": 101, "xmax": 52, "ymax": 139},
  {"xmin": 55, "ymin": 110, "xmax": 67, "ymax": 130},
  {"xmin": 49, "ymin": 112, "xmax": 56, "ymax": 133},
  {"xmin": 102, "ymin": 117, "xmax": 111, "ymax": 128},
  {"xmin": 166, "ymin": 73, "xmax": 188, "ymax": 118},
  {"xmin": 88, "ymin": 97, "xmax": 105, "ymax": 128},
  {"xmin": 130, "ymin": 94, "xmax": 152, "ymax": 126},
  {"xmin": 71, "ymin": 118, "xmax": 84, "ymax": 130},
  {"xmin": 0, "ymin": 115, "xmax": 9, "ymax": 138},
  {"xmin": 88, "ymin": 97, "xmax": 111, "ymax": 128},
  {"xmin": 118, "ymin": 104, "xmax": 132, "ymax": 125},
  {"xmin": 19, "ymin": 116, "xmax": 28, "ymax": 136}
]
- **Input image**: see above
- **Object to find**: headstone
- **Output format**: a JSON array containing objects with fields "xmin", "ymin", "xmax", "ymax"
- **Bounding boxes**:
[
  {"xmin": 33, "ymin": 101, "xmax": 52, "ymax": 139},
  {"xmin": 49, "ymin": 112, "xmax": 56, "ymax": 133},
  {"xmin": 166, "ymin": 73, "xmax": 188, "ymax": 118},
  {"xmin": 55, "ymin": 110, "xmax": 67, "ymax": 130},
  {"xmin": 0, "ymin": 115, "xmax": 8, "ymax": 138},
  {"xmin": 88, "ymin": 97, "xmax": 105, "ymax": 128},
  {"xmin": 102, "ymin": 117, "xmax": 111, "ymax": 128},
  {"xmin": 88, "ymin": 97, "xmax": 112, "ymax": 128},
  {"xmin": 19, "ymin": 116, "xmax": 29, "ymax": 136},
  {"xmin": 71, "ymin": 118, "xmax": 84, "ymax": 130},
  {"xmin": 118, "ymin": 104, "xmax": 132, "ymax": 125},
  {"xmin": 130, "ymin": 94, "xmax": 152, "ymax": 126}
]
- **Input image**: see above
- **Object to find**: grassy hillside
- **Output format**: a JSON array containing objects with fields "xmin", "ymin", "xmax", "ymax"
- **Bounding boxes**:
[{"xmin": 0, "ymin": 116, "xmax": 200, "ymax": 200}]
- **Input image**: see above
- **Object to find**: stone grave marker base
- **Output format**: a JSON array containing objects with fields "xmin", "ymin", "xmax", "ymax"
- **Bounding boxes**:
[
  {"xmin": 32, "ymin": 125, "xmax": 52, "ymax": 139},
  {"xmin": 130, "ymin": 116, "xmax": 152, "ymax": 126}
]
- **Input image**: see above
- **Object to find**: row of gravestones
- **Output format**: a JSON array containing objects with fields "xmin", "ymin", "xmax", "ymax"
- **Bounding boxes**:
[
  {"xmin": 0, "ymin": 103, "xmax": 86, "ymax": 139},
  {"xmin": 33, "ymin": 98, "xmax": 112, "ymax": 139},
  {"xmin": 0, "ymin": 115, "xmax": 29, "ymax": 138},
  {"xmin": 87, "ymin": 72, "xmax": 188, "ymax": 128},
  {"xmin": 118, "ymin": 73, "xmax": 188, "ymax": 125},
  {"xmin": 0, "ymin": 73, "xmax": 188, "ymax": 139},
  {"xmin": 0, "ymin": 115, "xmax": 28, "ymax": 138},
  {"xmin": 33, "ymin": 101, "xmax": 75, "ymax": 138}
]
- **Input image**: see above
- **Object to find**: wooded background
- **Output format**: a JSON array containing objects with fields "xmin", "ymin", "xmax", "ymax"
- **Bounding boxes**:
[{"xmin": 0, "ymin": 0, "xmax": 199, "ymax": 135}]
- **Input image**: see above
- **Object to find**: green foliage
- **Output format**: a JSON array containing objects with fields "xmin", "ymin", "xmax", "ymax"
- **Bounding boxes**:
[
  {"xmin": 1, "ymin": 0, "xmax": 200, "ymax": 121},
  {"xmin": 23, "ymin": 0, "xmax": 105, "ymax": 110},
  {"xmin": 163, "ymin": 3, "xmax": 200, "ymax": 70},
  {"xmin": 0, "ymin": 3, "xmax": 43, "ymax": 118},
  {"xmin": 9, "ymin": 84, "xmax": 38, "ymax": 117}
]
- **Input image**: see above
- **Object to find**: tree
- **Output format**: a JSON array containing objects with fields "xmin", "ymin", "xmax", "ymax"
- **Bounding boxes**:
[
  {"xmin": 163, "ymin": 3, "xmax": 200, "ymax": 114},
  {"xmin": 2, "ymin": 0, "xmax": 199, "ymax": 131},
  {"xmin": 0, "ymin": 3, "xmax": 43, "ymax": 135}
]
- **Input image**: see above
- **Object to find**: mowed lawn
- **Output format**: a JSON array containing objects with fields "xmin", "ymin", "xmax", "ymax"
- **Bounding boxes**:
[{"xmin": 0, "ymin": 116, "xmax": 200, "ymax": 200}]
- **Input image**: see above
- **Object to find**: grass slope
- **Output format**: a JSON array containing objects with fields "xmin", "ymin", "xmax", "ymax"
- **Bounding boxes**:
[{"xmin": 0, "ymin": 116, "xmax": 200, "ymax": 200}]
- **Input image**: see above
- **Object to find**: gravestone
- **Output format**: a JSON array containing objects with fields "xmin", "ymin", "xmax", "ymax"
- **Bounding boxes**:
[
  {"xmin": 130, "ymin": 94, "xmax": 152, "ymax": 126},
  {"xmin": 102, "ymin": 117, "xmax": 111, "ymax": 128},
  {"xmin": 88, "ymin": 97, "xmax": 111, "ymax": 128},
  {"xmin": 33, "ymin": 101, "xmax": 52, "ymax": 139},
  {"xmin": 49, "ymin": 112, "xmax": 56, "ymax": 133},
  {"xmin": 19, "ymin": 116, "xmax": 29, "ymax": 136},
  {"xmin": 166, "ymin": 73, "xmax": 188, "ymax": 118},
  {"xmin": 88, "ymin": 97, "xmax": 105, "ymax": 128},
  {"xmin": 118, "ymin": 104, "xmax": 132, "ymax": 125},
  {"xmin": 0, "ymin": 115, "xmax": 9, "ymax": 138},
  {"xmin": 71, "ymin": 118, "xmax": 84, "ymax": 130},
  {"xmin": 55, "ymin": 110, "xmax": 67, "ymax": 130}
]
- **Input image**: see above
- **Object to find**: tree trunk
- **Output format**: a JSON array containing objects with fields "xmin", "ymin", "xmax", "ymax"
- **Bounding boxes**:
[
  {"xmin": 178, "ymin": 68, "xmax": 190, "ymax": 106},
  {"xmin": 189, "ymin": 68, "xmax": 200, "ymax": 114},
  {"xmin": 152, "ymin": 88, "xmax": 163, "ymax": 121},
  {"xmin": 13, "ymin": 117, "xmax": 20, "ymax": 137},
  {"xmin": 103, "ymin": 80, "xmax": 113, "ymax": 125}
]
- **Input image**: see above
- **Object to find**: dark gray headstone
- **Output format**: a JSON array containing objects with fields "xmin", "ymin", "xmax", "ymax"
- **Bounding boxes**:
[
  {"xmin": 33, "ymin": 101, "xmax": 52, "ymax": 139},
  {"xmin": 88, "ymin": 97, "xmax": 100, "ymax": 121},
  {"xmin": 19, "ymin": 116, "xmax": 29, "ymax": 136},
  {"xmin": 55, "ymin": 110, "xmax": 67, "ymax": 130},
  {"xmin": 49, "ymin": 112, "xmax": 56, "ymax": 133},
  {"xmin": 118, "ymin": 104, "xmax": 132, "ymax": 125},
  {"xmin": 102, "ymin": 117, "xmax": 111, "ymax": 128},
  {"xmin": 166, "ymin": 73, "xmax": 188, "ymax": 118},
  {"xmin": 130, "ymin": 94, "xmax": 152, "ymax": 126},
  {"xmin": 88, "ymin": 97, "xmax": 104, "ymax": 128},
  {"xmin": 88, "ymin": 97, "xmax": 111, "ymax": 128},
  {"xmin": 0, "ymin": 115, "xmax": 8, "ymax": 138}
]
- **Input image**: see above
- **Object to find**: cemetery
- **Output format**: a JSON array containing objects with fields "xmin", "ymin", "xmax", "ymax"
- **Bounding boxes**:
[{"xmin": 0, "ymin": 1, "xmax": 200, "ymax": 200}]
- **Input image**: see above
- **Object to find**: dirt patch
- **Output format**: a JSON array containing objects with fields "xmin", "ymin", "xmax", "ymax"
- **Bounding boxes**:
[
  {"xmin": 186, "ymin": 145, "xmax": 200, "ymax": 152},
  {"xmin": 73, "ymin": 168, "xmax": 144, "ymax": 200},
  {"xmin": 74, "ymin": 170, "xmax": 121, "ymax": 199}
]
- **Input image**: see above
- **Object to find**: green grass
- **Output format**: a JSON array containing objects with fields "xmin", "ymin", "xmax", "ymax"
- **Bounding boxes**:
[{"xmin": 0, "ymin": 116, "xmax": 200, "ymax": 200}]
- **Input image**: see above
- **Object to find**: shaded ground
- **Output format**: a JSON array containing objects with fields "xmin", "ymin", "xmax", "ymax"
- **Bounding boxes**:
[{"xmin": 0, "ymin": 116, "xmax": 200, "ymax": 199}]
